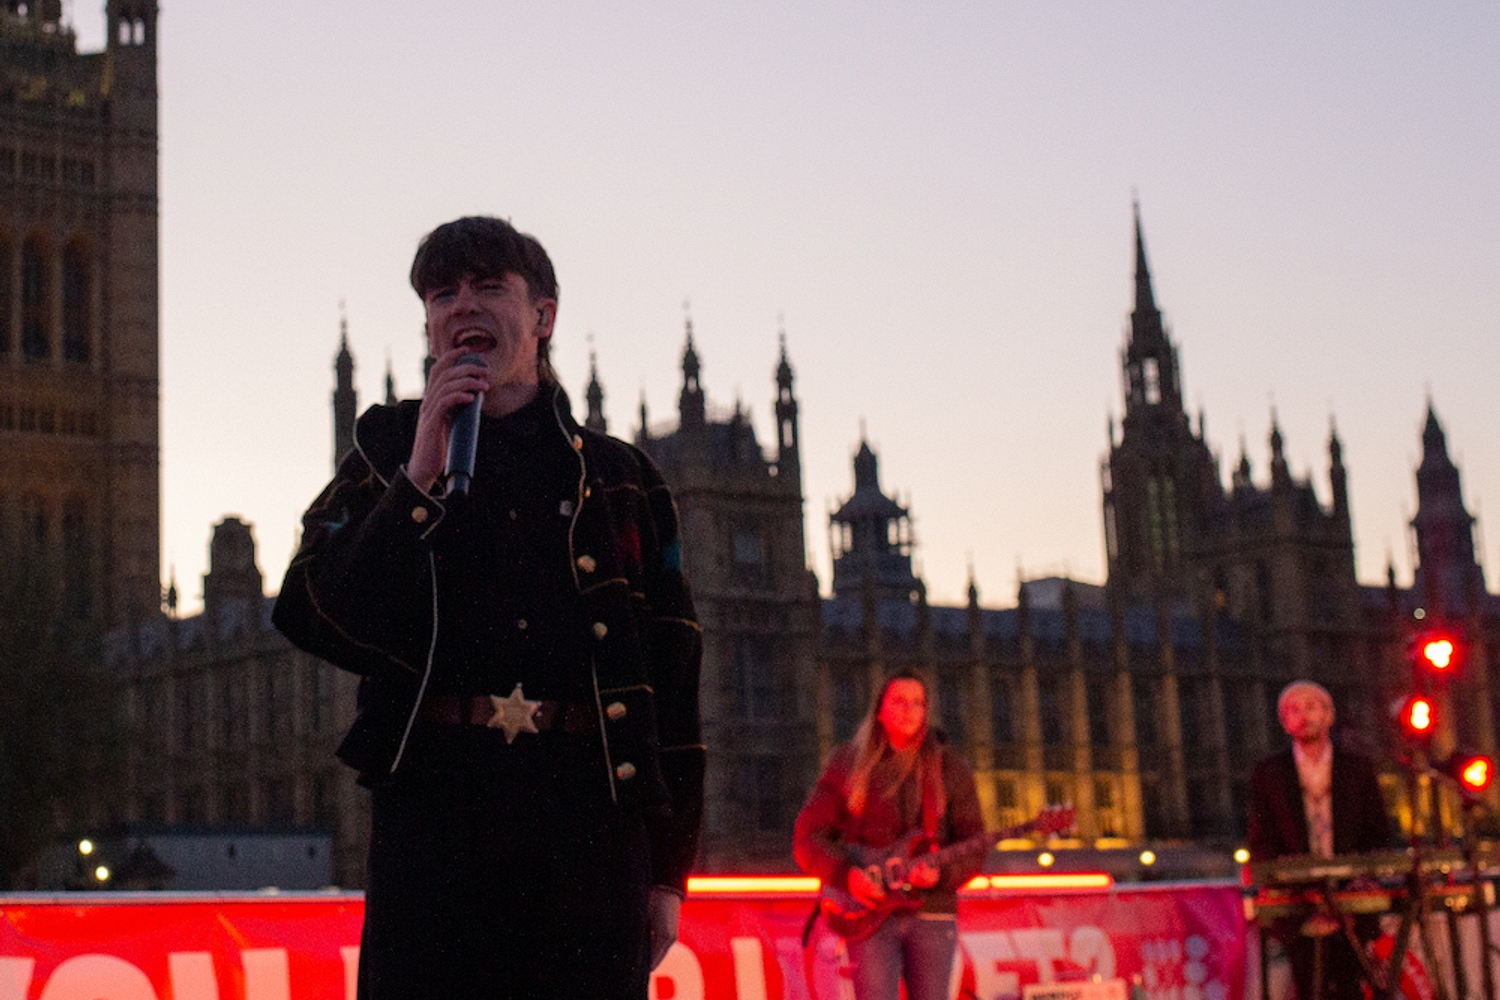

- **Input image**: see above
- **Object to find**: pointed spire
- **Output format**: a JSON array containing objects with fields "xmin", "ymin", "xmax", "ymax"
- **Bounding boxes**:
[
  {"xmin": 384, "ymin": 353, "xmax": 397, "ymax": 405},
  {"xmin": 1422, "ymin": 402, "xmax": 1448, "ymax": 463},
  {"xmin": 1233, "ymin": 438, "xmax": 1252, "ymax": 490},
  {"xmin": 164, "ymin": 565, "xmax": 178, "ymax": 618},
  {"xmin": 774, "ymin": 323, "xmax": 800, "ymax": 472},
  {"xmin": 584, "ymin": 345, "xmax": 606, "ymax": 433},
  {"xmin": 776, "ymin": 323, "xmax": 793, "ymax": 390},
  {"xmin": 853, "ymin": 438, "xmax": 879, "ymax": 494},
  {"xmin": 1121, "ymin": 201, "xmax": 1180, "ymax": 415},
  {"xmin": 1269, "ymin": 410, "xmax": 1290, "ymax": 490},
  {"xmin": 967, "ymin": 558, "xmax": 979, "ymax": 609},
  {"xmin": 635, "ymin": 391, "xmax": 650, "ymax": 448},
  {"xmin": 1133, "ymin": 198, "xmax": 1158, "ymax": 318},
  {"xmin": 332, "ymin": 305, "xmax": 357, "ymax": 472}
]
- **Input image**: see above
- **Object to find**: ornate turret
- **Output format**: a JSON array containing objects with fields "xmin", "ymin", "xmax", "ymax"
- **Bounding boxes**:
[
  {"xmin": 333, "ymin": 311, "xmax": 356, "ymax": 471},
  {"xmin": 678, "ymin": 319, "xmax": 705, "ymax": 430},
  {"xmin": 585, "ymin": 349, "xmax": 607, "ymax": 433},
  {"xmin": 1329, "ymin": 419, "xmax": 1349, "ymax": 524},
  {"xmin": 774, "ymin": 330, "xmax": 800, "ymax": 476},
  {"xmin": 1269, "ymin": 413, "xmax": 1289, "ymax": 490},
  {"xmin": 829, "ymin": 436, "xmax": 918, "ymax": 600},
  {"xmin": 1411, "ymin": 403, "xmax": 1484, "ymax": 617}
]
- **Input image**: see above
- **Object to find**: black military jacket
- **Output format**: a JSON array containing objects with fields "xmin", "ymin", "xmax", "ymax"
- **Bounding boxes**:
[{"xmin": 272, "ymin": 383, "xmax": 704, "ymax": 891}]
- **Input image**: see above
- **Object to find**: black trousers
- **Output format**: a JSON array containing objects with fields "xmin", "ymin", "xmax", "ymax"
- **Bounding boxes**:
[
  {"xmin": 359, "ymin": 723, "xmax": 653, "ymax": 1000},
  {"xmin": 1284, "ymin": 931, "xmax": 1370, "ymax": 1000}
]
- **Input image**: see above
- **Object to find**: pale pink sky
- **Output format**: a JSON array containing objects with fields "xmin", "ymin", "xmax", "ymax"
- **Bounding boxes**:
[{"xmin": 69, "ymin": 1, "xmax": 1500, "ymax": 610}]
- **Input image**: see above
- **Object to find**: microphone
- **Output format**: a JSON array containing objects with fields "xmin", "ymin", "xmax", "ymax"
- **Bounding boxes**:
[{"xmin": 444, "ymin": 353, "xmax": 486, "ymax": 496}]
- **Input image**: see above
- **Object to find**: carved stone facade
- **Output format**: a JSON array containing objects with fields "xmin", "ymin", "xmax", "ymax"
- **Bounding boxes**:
[
  {"xmin": 109, "ymin": 516, "xmax": 368, "ymax": 888},
  {"xmin": 1, "ymin": 2, "xmax": 161, "ymax": 629},
  {"xmin": 628, "ymin": 325, "xmax": 824, "ymax": 871}
]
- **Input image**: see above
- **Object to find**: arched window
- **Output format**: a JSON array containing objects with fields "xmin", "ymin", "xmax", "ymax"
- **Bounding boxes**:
[
  {"xmin": 62, "ymin": 244, "xmax": 89, "ymax": 363},
  {"xmin": 21, "ymin": 237, "xmax": 47, "ymax": 360}
]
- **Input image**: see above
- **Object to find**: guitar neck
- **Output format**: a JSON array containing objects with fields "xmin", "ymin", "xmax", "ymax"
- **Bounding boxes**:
[{"xmin": 929, "ymin": 820, "xmax": 1039, "ymax": 868}]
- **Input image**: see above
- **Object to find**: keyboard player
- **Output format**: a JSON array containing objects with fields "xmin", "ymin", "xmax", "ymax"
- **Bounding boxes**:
[{"xmin": 1248, "ymin": 680, "xmax": 1393, "ymax": 1000}]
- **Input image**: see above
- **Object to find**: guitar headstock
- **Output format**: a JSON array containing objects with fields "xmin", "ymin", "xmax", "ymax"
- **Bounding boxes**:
[{"xmin": 1031, "ymin": 804, "xmax": 1076, "ymax": 838}]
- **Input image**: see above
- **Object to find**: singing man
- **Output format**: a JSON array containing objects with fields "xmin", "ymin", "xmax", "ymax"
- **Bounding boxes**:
[{"xmin": 273, "ymin": 216, "xmax": 704, "ymax": 999}]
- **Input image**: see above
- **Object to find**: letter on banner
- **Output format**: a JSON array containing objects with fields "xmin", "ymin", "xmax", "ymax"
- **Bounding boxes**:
[
  {"xmin": 37, "ymin": 955, "xmax": 158, "ymax": 1000},
  {"xmin": 1011, "ymin": 930, "xmax": 1066, "ymax": 983},
  {"xmin": 168, "ymin": 952, "xmax": 219, "ymax": 1000},
  {"xmin": 730, "ymin": 937, "xmax": 769, "ymax": 1000},
  {"xmin": 240, "ymin": 949, "xmax": 290, "ymax": 1000},
  {"xmin": 341, "ymin": 946, "xmax": 360, "ymax": 1000},
  {"xmin": 649, "ymin": 943, "xmax": 705, "ymax": 1000},
  {"xmin": 965, "ymin": 931, "xmax": 1021, "ymax": 1000},
  {"xmin": 1068, "ymin": 928, "xmax": 1116, "ymax": 980},
  {"xmin": 0, "ymin": 958, "xmax": 35, "ymax": 1000}
]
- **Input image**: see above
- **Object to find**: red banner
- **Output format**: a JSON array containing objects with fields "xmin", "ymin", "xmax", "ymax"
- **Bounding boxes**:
[{"xmin": 0, "ymin": 883, "xmax": 1246, "ymax": 1000}]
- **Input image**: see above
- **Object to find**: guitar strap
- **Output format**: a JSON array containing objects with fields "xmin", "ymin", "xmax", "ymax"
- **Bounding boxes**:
[{"xmin": 920, "ymin": 745, "xmax": 945, "ymax": 840}]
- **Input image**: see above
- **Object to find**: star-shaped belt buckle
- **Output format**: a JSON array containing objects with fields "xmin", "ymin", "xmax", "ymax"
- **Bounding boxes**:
[{"xmin": 488, "ymin": 683, "xmax": 542, "ymax": 744}]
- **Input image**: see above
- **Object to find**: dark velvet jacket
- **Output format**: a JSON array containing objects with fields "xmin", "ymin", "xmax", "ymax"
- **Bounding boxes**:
[
  {"xmin": 1246, "ymin": 747, "xmax": 1390, "ymax": 861},
  {"xmin": 271, "ymin": 383, "xmax": 704, "ymax": 892}
]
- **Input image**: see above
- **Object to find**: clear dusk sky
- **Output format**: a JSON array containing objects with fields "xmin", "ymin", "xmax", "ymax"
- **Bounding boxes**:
[{"xmin": 68, "ymin": 1, "xmax": 1500, "ymax": 613}]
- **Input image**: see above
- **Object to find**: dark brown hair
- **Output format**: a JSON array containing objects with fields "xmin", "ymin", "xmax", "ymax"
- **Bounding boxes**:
[{"xmin": 410, "ymin": 217, "xmax": 560, "ymax": 381}]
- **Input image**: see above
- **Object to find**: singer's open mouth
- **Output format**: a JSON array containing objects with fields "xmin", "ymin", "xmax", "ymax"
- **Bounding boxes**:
[{"xmin": 456, "ymin": 334, "xmax": 498, "ymax": 354}]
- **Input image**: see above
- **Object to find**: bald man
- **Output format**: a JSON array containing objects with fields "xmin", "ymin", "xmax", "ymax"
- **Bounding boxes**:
[{"xmin": 1248, "ymin": 681, "xmax": 1391, "ymax": 1000}]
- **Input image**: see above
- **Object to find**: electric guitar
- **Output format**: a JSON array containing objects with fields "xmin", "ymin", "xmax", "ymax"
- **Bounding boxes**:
[{"xmin": 818, "ymin": 804, "xmax": 1076, "ymax": 941}]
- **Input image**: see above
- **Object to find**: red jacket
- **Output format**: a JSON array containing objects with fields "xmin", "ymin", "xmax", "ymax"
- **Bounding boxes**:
[{"xmin": 794, "ymin": 738, "xmax": 985, "ymax": 914}]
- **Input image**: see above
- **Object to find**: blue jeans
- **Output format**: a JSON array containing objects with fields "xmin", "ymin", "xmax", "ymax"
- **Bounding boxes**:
[{"xmin": 847, "ymin": 911, "xmax": 958, "ymax": 1000}]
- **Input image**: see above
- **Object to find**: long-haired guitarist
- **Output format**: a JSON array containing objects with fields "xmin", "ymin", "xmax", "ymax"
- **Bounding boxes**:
[{"xmin": 794, "ymin": 669, "xmax": 986, "ymax": 1000}]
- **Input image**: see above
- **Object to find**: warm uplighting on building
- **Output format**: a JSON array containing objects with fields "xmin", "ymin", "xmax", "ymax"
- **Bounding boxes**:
[
  {"xmin": 1139, "ymin": 850, "xmax": 1157, "ymax": 866},
  {"xmin": 1037, "ymin": 852, "xmax": 1055, "ymax": 867},
  {"xmin": 1233, "ymin": 848, "xmax": 1250, "ymax": 864}
]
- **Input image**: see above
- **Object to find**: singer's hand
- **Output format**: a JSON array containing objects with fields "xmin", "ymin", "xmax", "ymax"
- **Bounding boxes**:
[{"xmin": 408, "ymin": 348, "xmax": 489, "ymax": 493}]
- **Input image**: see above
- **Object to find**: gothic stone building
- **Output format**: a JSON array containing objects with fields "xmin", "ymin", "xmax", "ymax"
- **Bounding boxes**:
[
  {"xmin": 114, "ymin": 215, "xmax": 1500, "ymax": 886},
  {"xmin": 1, "ymin": 1, "xmax": 161, "ymax": 629},
  {"xmin": 109, "ymin": 331, "xmax": 386, "ymax": 888}
]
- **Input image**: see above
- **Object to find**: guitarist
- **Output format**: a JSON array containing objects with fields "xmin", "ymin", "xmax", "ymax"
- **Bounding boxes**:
[{"xmin": 794, "ymin": 670, "xmax": 986, "ymax": 1000}]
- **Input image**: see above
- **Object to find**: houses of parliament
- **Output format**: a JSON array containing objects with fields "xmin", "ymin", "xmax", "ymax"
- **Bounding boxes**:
[{"xmin": 8, "ymin": 3, "xmax": 1498, "ymax": 886}]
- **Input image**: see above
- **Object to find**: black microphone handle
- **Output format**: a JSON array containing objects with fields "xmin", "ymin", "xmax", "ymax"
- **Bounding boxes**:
[{"xmin": 444, "ymin": 354, "xmax": 486, "ymax": 496}]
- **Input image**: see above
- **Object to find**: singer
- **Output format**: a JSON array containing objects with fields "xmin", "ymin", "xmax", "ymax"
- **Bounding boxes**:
[{"xmin": 272, "ymin": 216, "xmax": 703, "ymax": 1000}]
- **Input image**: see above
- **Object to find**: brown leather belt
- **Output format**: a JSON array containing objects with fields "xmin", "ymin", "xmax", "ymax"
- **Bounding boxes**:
[{"xmin": 420, "ymin": 693, "xmax": 596, "ymax": 735}]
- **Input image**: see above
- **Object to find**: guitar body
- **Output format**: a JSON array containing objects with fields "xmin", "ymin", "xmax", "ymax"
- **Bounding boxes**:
[
  {"xmin": 815, "ymin": 805, "xmax": 1074, "ymax": 942},
  {"xmin": 819, "ymin": 830, "xmax": 939, "ymax": 941}
]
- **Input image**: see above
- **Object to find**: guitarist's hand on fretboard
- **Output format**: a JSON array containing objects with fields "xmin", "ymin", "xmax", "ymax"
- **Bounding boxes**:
[{"xmin": 907, "ymin": 858, "xmax": 939, "ymax": 889}]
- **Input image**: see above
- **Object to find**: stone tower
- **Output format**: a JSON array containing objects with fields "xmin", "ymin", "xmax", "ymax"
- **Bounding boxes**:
[
  {"xmin": 1411, "ymin": 404, "xmax": 1485, "ymax": 620},
  {"xmin": 633, "ymin": 322, "xmax": 821, "ymax": 870},
  {"xmin": 1100, "ymin": 204, "xmax": 1220, "ymax": 607},
  {"xmin": 0, "ymin": 1, "xmax": 161, "ymax": 627}
]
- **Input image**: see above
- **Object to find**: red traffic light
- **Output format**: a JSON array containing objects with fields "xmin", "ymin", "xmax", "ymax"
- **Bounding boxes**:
[
  {"xmin": 1460, "ymin": 756, "xmax": 1492, "ymax": 792},
  {"xmin": 1439, "ymin": 748, "xmax": 1495, "ymax": 800},
  {"xmin": 1398, "ymin": 695, "xmax": 1436, "ymax": 738},
  {"xmin": 1411, "ymin": 630, "xmax": 1463, "ymax": 674},
  {"xmin": 1422, "ymin": 638, "xmax": 1456, "ymax": 671}
]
